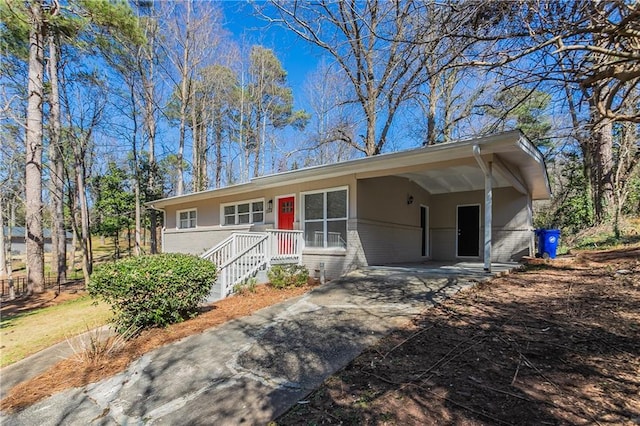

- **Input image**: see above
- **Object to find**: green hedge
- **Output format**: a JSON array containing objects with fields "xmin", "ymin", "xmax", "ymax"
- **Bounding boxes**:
[{"xmin": 88, "ymin": 253, "xmax": 217, "ymax": 333}]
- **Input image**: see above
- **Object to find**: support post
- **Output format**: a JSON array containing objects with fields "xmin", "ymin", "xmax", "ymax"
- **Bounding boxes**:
[{"xmin": 473, "ymin": 145, "xmax": 492, "ymax": 272}]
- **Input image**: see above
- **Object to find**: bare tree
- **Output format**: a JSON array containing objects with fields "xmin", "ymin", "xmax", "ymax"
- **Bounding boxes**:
[
  {"xmin": 456, "ymin": 0, "xmax": 639, "ymax": 125},
  {"xmin": 266, "ymin": 0, "xmax": 428, "ymax": 156},
  {"xmin": 611, "ymin": 120, "xmax": 640, "ymax": 236},
  {"xmin": 159, "ymin": 1, "xmax": 221, "ymax": 195},
  {"xmin": 537, "ymin": 1, "xmax": 640, "ymax": 222},
  {"xmin": 61, "ymin": 70, "xmax": 106, "ymax": 285},
  {"xmin": 441, "ymin": 0, "xmax": 639, "ymax": 225},
  {"xmin": 301, "ymin": 59, "xmax": 357, "ymax": 165},
  {"xmin": 550, "ymin": 0, "xmax": 639, "ymax": 124},
  {"xmin": 192, "ymin": 63, "xmax": 238, "ymax": 189}
]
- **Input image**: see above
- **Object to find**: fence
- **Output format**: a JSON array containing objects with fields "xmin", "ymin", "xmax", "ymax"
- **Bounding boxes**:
[{"xmin": 1, "ymin": 274, "xmax": 83, "ymax": 299}]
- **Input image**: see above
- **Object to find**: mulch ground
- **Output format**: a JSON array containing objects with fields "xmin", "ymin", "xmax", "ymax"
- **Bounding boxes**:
[
  {"xmin": 277, "ymin": 247, "xmax": 640, "ymax": 425},
  {"xmin": 0, "ymin": 281, "xmax": 318, "ymax": 413},
  {"xmin": 2, "ymin": 247, "xmax": 639, "ymax": 423}
]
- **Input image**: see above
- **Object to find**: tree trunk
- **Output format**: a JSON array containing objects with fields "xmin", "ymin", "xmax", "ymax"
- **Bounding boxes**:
[
  {"xmin": 215, "ymin": 109, "xmax": 223, "ymax": 188},
  {"xmin": 128, "ymin": 79, "xmax": 142, "ymax": 258},
  {"xmin": 177, "ymin": 94, "xmax": 187, "ymax": 195},
  {"xmin": 176, "ymin": 2, "xmax": 192, "ymax": 196},
  {"xmin": 134, "ymin": 182, "xmax": 141, "ymax": 256},
  {"xmin": 48, "ymin": 33, "xmax": 67, "ymax": 284},
  {"xmin": 364, "ymin": 94, "xmax": 378, "ymax": 156},
  {"xmin": 25, "ymin": 0, "xmax": 45, "ymax": 294},
  {"xmin": 3, "ymin": 204, "xmax": 14, "ymax": 300},
  {"xmin": 585, "ymin": 111, "xmax": 614, "ymax": 224},
  {"xmin": 191, "ymin": 102, "xmax": 202, "ymax": 191},
  {"xmin": 149, "ymin": 209, "xmax": 158, "ymax": 253},
  {"xmin": 199, "ymin": 118, "xmax": 208, "ymax": 189},
  {"xmin": 69, "ymin": 209, "xmax": 78, "ymax": 277},
  {"xmin": 147, "ymin": 86, "xmax": 158, "ymax": 255},
  {"xmin": 74, "ymin": 146, "xmax": 92, "ymax": 286},
  {"xmin": 114, "ymin": 231, "xmax": 119, "ymax": 259},
  {"xmin": 598, "ymin": 120, "xmax": 614, "ymax": 221},
  {"xmin": 612, "ymin": 122, "xmax": 639, "ymax": 238},
  {"xmin": 0, "ymin": 196, "xmax": 6, "ymax": 277},
  {"xmin": 426, "ymin": 78, "xmax": 438, "ymax": 145},
  {"xmin": 145, "ymin": 82, "xmax": 158, "ymax": 253}
]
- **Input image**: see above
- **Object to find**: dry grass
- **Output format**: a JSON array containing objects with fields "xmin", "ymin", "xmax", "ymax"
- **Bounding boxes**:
[
  {"xmin": 65, "ymin": 325, "xmax": 138, "ymax": 365},
  {"xmin": 1, "ymin": 296, "xmax": 111, "ymax": 367}
]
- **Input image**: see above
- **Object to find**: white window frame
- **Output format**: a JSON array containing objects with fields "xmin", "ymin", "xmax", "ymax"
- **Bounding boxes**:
[
  {"xmin": 301, "ymin": 186, "xmax": 348, "ymax": 249},
  {"xmin": 220, "ymin": 198, "xmax": 265, "ymax": 226},
  {"xmin": 176, "ymin": 208, "xmax": 197, "ymax": 230}
]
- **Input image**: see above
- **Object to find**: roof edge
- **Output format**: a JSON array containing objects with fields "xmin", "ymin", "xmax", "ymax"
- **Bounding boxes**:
[{"xmin": 147, "ymin": 130, "xmax": 546, "ymax": 208}]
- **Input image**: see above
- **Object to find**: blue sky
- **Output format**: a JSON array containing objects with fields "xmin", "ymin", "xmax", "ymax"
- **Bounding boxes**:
[{"xmin": 220, "ymin": 1, "xmax": 324, "ymax": 111}]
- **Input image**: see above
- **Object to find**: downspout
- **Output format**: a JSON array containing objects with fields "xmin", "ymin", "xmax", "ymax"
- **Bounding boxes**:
[
  {"xmin": 148, "ymin": 204, "xmax": 166, "ymax": 254},
  {"xmin": 473, "ymin": 145, "xmax": 492, "ymax": 272}
]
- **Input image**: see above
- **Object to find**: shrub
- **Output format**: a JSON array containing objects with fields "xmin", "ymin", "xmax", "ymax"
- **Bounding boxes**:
[
  {"xmin": 267, "ymin": 264, "xmax": 309, "ymax": 289},
  {"xmin": 233, "ymin": 277, "xmax": 257, "ymax": 296},
  {"xmin": 88, "ymin": 253, "xmax": 217, "ymax": 333}
]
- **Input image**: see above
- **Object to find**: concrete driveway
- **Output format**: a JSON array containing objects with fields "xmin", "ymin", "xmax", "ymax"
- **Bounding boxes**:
[{"xmin": 0, "ymin": 263, "xmax": 516, "ymax": 425}]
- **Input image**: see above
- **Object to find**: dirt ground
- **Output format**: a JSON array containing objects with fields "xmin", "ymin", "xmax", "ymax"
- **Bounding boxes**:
[
  {"xmin": 0, "ymin": 281, "xmax": 87, "ymax": 317},
  {"xmin": 277, "ymin": 247, "xmax": 640, "ymax": 425}
]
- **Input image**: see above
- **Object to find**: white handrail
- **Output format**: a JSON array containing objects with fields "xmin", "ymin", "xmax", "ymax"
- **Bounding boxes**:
[
  {"xmin": 266, "ymin": 229, "xmax": 304, "ymax": 265},
  {"xmin": 201, "ymin": 229, "xmax": 304, "ymax": 299},
  {"xmin": 217, "ymin": 234, "xmax": 269, "ymax": 297},
  {"xmin": 201, "ymin": 233, "xmax": 267, "ymax": 267},
  {"xmin": 201, "ymin": 234, "xmax": 234, "ymax": 263}
]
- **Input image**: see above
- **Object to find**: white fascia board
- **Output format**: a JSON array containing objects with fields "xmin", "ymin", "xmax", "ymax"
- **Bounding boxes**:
[
  {"xmin": 515, "ymin": 135, "xmax": 551, "ymax": 200},
  {"xmin": 148, "ymin": 130, "xmax": 544, "ymax": 208}
]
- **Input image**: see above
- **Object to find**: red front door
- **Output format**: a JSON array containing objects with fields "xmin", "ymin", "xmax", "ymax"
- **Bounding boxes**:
[
  {"xmin": 277, "ymin": 197, "xmax": 295, "ymax": 230},
  {"xmin": 277, "ymin": 197, "xmax": 295, "ymax": 254}
]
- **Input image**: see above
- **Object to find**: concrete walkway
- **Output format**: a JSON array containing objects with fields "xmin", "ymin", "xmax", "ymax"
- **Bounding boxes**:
[{"xmin": 0, "ymin": 263, "xmax": 517, "ymax": 425}]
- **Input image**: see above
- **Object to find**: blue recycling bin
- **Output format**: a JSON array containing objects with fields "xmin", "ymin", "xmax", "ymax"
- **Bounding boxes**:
[{"xmin": 535, "ymin": 229, "xmax": 561, "ymax": 259}]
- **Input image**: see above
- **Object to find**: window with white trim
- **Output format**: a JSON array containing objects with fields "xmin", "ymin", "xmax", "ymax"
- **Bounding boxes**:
[
  {"xmin": 177, "ymin": 209, "xmax": 197, "ymax": 229},
  {"xmin": 222, "ymin": 199, "xmax": 264, "ymax": 225},
  {"xmin": 303, "ymin": 188, "xmax": 347, "ymax": 248}
]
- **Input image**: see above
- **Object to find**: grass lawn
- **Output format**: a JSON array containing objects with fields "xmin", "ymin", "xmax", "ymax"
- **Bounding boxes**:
[{"xmin": 0, "ymin": 297, "xmax": 111, "ymax": 367}]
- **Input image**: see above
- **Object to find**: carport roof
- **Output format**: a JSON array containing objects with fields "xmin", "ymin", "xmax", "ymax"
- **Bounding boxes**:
[{"xmin": 148, "ymin": 130, "xmax": 550, "ymax": 209}]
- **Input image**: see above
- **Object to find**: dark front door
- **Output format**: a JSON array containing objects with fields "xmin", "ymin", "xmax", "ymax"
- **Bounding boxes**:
[
  {"xmin": 457, "ymin": 205, "xmax": 480, "ymax": 257},
  {"xmin": 420, "ymin": 206, "xmax": 428, "ymax": 257}
]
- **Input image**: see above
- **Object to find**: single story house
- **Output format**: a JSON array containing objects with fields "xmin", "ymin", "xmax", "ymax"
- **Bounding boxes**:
[
  {"xmin": 3, "ymin": 226, "xmax": 73, "ymax": 255},
  {"xmin": 149, "ymin": 130, "xmax": 550, "ymax": 298}
]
